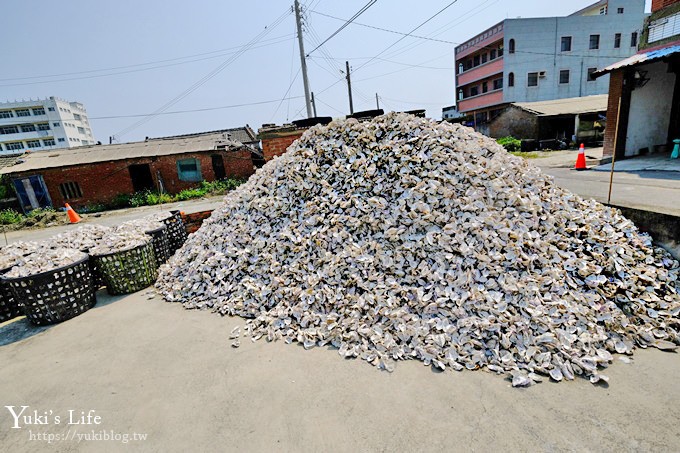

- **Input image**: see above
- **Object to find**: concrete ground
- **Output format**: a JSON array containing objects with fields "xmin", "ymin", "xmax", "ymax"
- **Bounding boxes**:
[
  {"xmin": 1, "ymin": 291, "xmax": 679, "ymax": 452},
  {"xmin": 594, "ymin": 154, "xmax": 680, "ymax": 173}
]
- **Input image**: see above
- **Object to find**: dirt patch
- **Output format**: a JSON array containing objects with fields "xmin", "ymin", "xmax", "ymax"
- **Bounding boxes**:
[{"xmin": 1, "ymin": 209, "xmax": 77, "ymax": 232}]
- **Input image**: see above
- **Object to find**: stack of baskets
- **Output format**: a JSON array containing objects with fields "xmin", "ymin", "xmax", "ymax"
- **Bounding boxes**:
[{"xmin": 161, "ymin": 210, "xmax": 188, "ymax": 255}]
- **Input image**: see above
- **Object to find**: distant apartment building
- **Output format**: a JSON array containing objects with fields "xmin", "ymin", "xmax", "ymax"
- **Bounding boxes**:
[
  {"xmin": 0, "ymin": 97, "xmax": 95, "ymax": 155},
  {"xmin": 454, "ymin": 0, "xmax": 647, "ymax": 128}
]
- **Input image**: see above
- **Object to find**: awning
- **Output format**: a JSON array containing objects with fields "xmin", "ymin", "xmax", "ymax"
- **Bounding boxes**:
[
  {"xmin": 595, "ymin": 44, "xmax": 680, "ymax": 77},
  {"xmin": 511, "ymin": 95, "xmax": 608, "ymax": 117}
]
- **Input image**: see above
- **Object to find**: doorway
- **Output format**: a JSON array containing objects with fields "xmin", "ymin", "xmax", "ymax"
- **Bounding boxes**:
[
  {"xmin": 211, "ymin": 154, "xmax": 226, "ymax": 180},
  {"xmin": 13, "ymin": 175, "xmax": 52, "ymax": 213},
  {"xmin": 128, "ymin": 164, "xmax": 154, "ymax": 192}
]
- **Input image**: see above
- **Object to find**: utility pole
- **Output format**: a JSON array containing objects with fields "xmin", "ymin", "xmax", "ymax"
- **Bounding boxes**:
[
  {"xmin": 375, "ymin": 93, "xmax": 380, "ymax": 110},
  {"xmin": 311, "ymin": 92, "xmax": 318, "ymax": 117},
  {"xmin": 346, "ymin": 61, "xmax": 354, "ymax": 114},
  {"xmin": 294, "ymin": 0, "xmax": 313, "ymax": 118}
]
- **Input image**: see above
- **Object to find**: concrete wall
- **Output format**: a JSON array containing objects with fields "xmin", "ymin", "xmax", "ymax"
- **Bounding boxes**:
[
  {"xmin": 625, "ymin": 61, "xmax": 676, "ymax": 156},
  {"xmin": 502, "ymin": 0, "xmax": 646, "ymax": 104},
  {"xmin": 611, "ymin": 204, "xmax": 680, "ymax": 259},
  {"xmin": 488, "ymin": 107, "xmax": 539, "ymax": 139}
]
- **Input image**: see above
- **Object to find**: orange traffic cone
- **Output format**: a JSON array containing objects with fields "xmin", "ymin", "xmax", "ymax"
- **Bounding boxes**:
[
  {"xmin": 65, "ymin": 203, "xmax": 82, "ymax": 223},
  {"xmin": 575, "ymin": 143, "xmax": 587, "ymax": 170}
]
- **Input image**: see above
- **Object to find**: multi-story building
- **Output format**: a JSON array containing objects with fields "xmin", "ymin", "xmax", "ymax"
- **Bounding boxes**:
[
  {"xmin": 0, "ymin": 97, "xmax": 96, "ymax": 155},
  {"xmin": 454, "ymin": 0, "xmax": 647, "ymax": 127}
]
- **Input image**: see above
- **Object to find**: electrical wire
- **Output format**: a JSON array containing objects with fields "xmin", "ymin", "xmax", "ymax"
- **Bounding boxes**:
[{"xmin": 306, "ymin": 0, "xmax": 377, "ymax": 56}]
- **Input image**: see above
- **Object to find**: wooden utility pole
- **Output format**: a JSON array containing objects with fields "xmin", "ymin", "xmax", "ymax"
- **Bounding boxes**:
[
  {"xmin": 607, "ymin": 98, "xmax": 623, "ymax": 205},
  {"xmin": 294, "ymin": 0, "xmax": 313, "ymax": 118},
  {"xmin": 375, "ymin": 93, "xmax": 380, "ymax": 109},
  {"xmin": 346, "ymin": 61, "xmax": 354, "ymax": 114}
]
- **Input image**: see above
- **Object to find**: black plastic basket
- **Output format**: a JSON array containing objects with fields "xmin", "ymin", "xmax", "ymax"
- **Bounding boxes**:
[
  {"xmin": 0, "ymin": 266, "xmax": 23, "ymax": 323},
  {"xmin": 2, "ymin": 257, "xmax": 96, "ymax": 326},
  {"xmin": 144, "ymin": 225, "xmax": 171, "ymax": 265},
  {"xmin": 162, "ymin": 210, "xmax": 188, "ymax": 255},
  {"xmin": 92, "ymin": 242, "xmax": 158, "ymax": 295}
]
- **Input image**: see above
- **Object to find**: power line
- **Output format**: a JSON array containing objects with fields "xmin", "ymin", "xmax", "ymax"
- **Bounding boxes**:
[{"xmin": 306, "ymin": 0, "xmax": 377, "ymax": 56}]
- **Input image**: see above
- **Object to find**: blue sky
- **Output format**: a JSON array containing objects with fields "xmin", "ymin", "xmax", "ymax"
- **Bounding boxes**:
[{"xmin": 2, "ymin": 0, "xmax": 651, "ymax": 143}]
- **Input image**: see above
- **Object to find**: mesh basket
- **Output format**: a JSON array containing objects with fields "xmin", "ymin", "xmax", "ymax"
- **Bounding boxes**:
[
  {"xmin": 0, "ymin": 266, "xmax": 23, "ymax": 323},
  {"xmin": 162, "ymin": 210, "xmax": 188, "ymax": 255},
  {"xmin": 145, "ymin": 225, "xmax": 171, "ymax": 265},
  {"xmin": 92, "ymin": 242, "xmax": 158, "ymax": 295},
  {"xmin": 2, "ymin": 257, "xmax": 96, "ymax": 326}
]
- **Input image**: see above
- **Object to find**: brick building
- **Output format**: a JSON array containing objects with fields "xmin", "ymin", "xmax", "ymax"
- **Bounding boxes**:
[
  {"xmin": 597, "ymin": 0, "xmax": 680, "ymax": 158},
  {"xmin": 258, "ymin": 117, "xmax": 332, "ymax": 162},
  {"xmin": 0, "ymin": 127, "xmax": 260, "ymax": 212}
]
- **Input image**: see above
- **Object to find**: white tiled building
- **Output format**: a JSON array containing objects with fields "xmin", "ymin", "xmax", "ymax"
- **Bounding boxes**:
[{"xmin": 0, "ymin": 97, "xmax": 96, "ymax": 155}]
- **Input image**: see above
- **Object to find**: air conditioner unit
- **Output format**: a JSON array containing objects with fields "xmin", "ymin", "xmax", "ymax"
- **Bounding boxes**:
[{"xmin": 539, "ymin": 71, "xmax": 547, "ymax": 78}]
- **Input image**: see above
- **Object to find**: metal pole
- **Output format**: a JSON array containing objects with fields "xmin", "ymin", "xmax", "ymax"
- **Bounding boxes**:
[
  {"xmin": 607, "ymin": 97, "xmax": 623, "ymax": 205},
  {"xmin": 376, "ymin": 93, "xmax": 380, "ymax": 109},
  {"xmin": 294, "ymin": 0, "xmax": 313, "ymax": 118},
  {"xmin": 346, "ymin": 61, "xmax": 354, "ymax": 114},
  {"xmin": 311, "ymin": 92, "xmax": 318, "ymax": 117}
]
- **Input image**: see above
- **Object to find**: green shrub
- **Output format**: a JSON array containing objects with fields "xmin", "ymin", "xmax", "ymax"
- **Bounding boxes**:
[
  {"xmin": 497, "ymin": 136, "xmax": 522, "ymax": 152},
  {"xmin": 146, "ymin": 192, "xmax": 173, "ymax": 205},
  {"xmin": 174, "ymin": 188, "xmax": 206, "ymax": 201},
  {"xmin": 26, "ymin": 207, "xmax": 55, "ymax": 218},
  {"xmin": 0, "ymin": 209, "xmax": 24, "ymax": 225},
  {"xmin": 129, "ymin": 191, "xmax": 149, "ymax": 208},
  {"xmin": 110, "ymin": 193, "xmax": 132, "ymax": 209}
]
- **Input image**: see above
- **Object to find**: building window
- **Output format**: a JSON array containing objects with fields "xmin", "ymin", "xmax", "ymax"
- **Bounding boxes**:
[
  {"xmin": 589, "ymin": 35, "xmax": 600, "ymax": 50},
  {"xmin": 470, "ymin": 86, "xmax": 479, "ymax": 97},
  {"xmin": 587, "ymin": 67, "xmax": 598, "ymax": 81},
  {"xmin": 0, "ymin": 111, "xmax": 13, "ymax": 118},
  {"xmin": 508, "ymin": 39, "xmax": 515, "ymax": 54},
  {"xmin": 53, "ymin": 122, "xmax": 60, "ymax": 127},
  {"xmin": 473, "ymin": 55, "xmax": 480, "ymax": 66},
  {"xmin": 48, "ymin": 107, "xmax": 55, "ymax": 112},
  {"xmin": 77, "ymin": 127, "xmax": 85, "ymax": 134},
  {"xmin": 43, "ymin": 139, "xmax": 55, "ymax": 146},
  {"xmin": 20, "ymin": 124, "xmax": 36, "ymax": 132},
  {"xmin": 561, "ymin": 36, "xmax": 572, "ymax": 52},
  {"xmin": 527, "ymin": 72, "xmax": 538, "ymax": 87},
  {"xmin": 58, "ymin": 138, "xmax": 65, "ymax": 142},
  {"xmin": 508, "ymin": 72, "xmax": 515, "ymax": 87},
  {"xmin": 458, "ymin": 89, "xmax": 464, "ymax": 101},
  {"xmin": 600, "ymin": 5, "xmax": 608, "ymax": 14},
  {"xmin": 617, "ymin": 7, "xmax": 624, "ymax": 14},
  {"xmin": 26, "ymin": 140, "xmax": 41, "ymax": 149},
  {"xmin": 59, "ymin": 181, "xmax": 83, "ymax": 200},
  {"xmin": 32, "ymin": 107, "xmax": 45, "ymax": 115},
  {"xmin": 177, "ymin": 158, "xmax": 202, "ymax": 182},
  {"xmin": 631, "ymin": 32, "xmax": 638, "ymax": 47},
  {"xmin": 0, "ymin": 126, "xmax": 19, "ymax": 134},
  {"xmin": 498, "ymin": 46, "xmax": 504, "ymax": 57},
  {"xmin": 614, "ymin": 33, "xmax": 621, "ymax": 48},
  {"xmin": 5, "ymin": 142, "xmax": 24, "ymax": 151},
  {"xmin": 481, "ymin": 53, "xmax": 488, "ymax": 64},
  {"xmin": 559, "ymin": 70, "xmax": 570, "ymax": 84},
  {"xmin": 73, "ymin": 113, "xmax": 82, "ymax": 120},
  {"xmin": 490, "ymin": 49, "xmax": 497, "ymax": 60},
  {"xmin": 37, "ymin": 123, "xmax": 50, "ymax": 131},
  {"xmin": 493, "ymin": 78, "xmax": 503, "ymax": 90},
  {"xmin": 458, "ymin": 63, "xmax": 464, "ymax": 74},
  {"xmin": 15, "ymin": 109, "xmax": 30, "ymax": 117},
  {"xmin": 482, "ymin": 82, "xmax": 488, "ymax": 93}
]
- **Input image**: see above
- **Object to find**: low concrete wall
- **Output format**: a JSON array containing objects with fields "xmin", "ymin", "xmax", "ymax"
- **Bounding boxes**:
[{"xmin": 609, "ymin": 204, "xmax": 680, "ymax": 259}]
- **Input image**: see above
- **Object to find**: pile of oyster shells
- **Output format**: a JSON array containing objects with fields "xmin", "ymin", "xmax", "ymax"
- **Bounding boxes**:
[
  {"xmin": 0, "ymin": 241, "xmax": 43, "ymax": 271},
  {"xmin": 4, "ymin": 247, "xmax": 87, "ymax": 278},
  {"xmin": 88, "ymin": 228, "xmax": 150, "ymax": 256},
  {"xmin": 119, "ymin": 218, "xmax": 165, "ymax": 234},
  {"xmin": 173, "ymin": 114, "xmax": 680, "ymax": 383},
  {"xmin": 51, "ymin": 224, "xmax": 113, "ymax": 252}
]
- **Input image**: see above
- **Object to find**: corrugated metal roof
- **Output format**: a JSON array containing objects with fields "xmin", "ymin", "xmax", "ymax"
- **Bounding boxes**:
[
  {"xmin": 596, "ymin": 45, "xmax": 680, "ymax": 75},
  {"xmin": 512, "ymin": 94, "xmax": 608, "ymax": 116},
  {"xmin": 0, "ymin": 128, "xmax": 252, "ymax": 175},
  {"xmin": 0, "ymin": 154, "xmax": 24, "ymax": 170}
]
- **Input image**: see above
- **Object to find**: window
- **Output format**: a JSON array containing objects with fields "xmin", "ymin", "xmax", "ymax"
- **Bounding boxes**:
[
  {"xmin": 73, "ymin": 113, "xmax": 81, "ymax": 120},
  {"xmin": 82, "ymin": 140, "xmax": 89, "ymax": 145},
  {"xmin": 0, "ymin": 111, "xmax": 13, "ymax": 118},
  {"xmin": 26, "ymin": 140, "xmax": 41, "ymax": 149},
  {"xmin": 15, "ymin": 109, "xmax": 30, "ymax": 117},
  {"xmin": 58, "ymin": 138, "xmax": 65, "ymax": 142},
  {"xmin": 587, "ymin": 67, "xmax": 598, "ymax": 81},
  {"xmin": 559, "ymin": 70, "xmax": 570, "ymax": 84},
  {"xmin": 631, "ymin": 32, "xmax": 638, "ymax": 47},
  {"xmin": 473, "ymin": 55, "xmax": 480, "ymax": 66},
  {"xmin": 458, "ymin": 63, "xmax": 464, "ymax": 74},
  {"xmin": 589, "ymin": 35, "xmax": 600, "ymax": 50},
  {"xmin": 482, "ymin": 82, "xmax": 488, "ymax": 93},
  {"xmin": 528, "ymin": 72, "xmax": 538, "ymax": 87},
  {"xmin": 561, "ymin": 36, "xmax": 572, "ymax": 52},
  {"xmin": 600, "ymin": 5, "xmax": 608, "ymax": 14},
  {"xmin": 508, "ymin": 72, "xmax": 515, "ymax": 87},
  {"xmin": 0, "ymin": 126, "xmax": 19, "ymax": 134},
  {"xmin": 20, "ymin": 124, "xmax": 36, "ymax": 132},
  {"xmin": 177, "ymin": 158, "xmax": 202, "ymax": 182},
  {"xmin": 43, "ymin": 139, "xmax": 55, "ymax": 146},
  {"xmin": 53, "ymin": 122, "xmax": 60, "ymax": 127},
  {"xmin": 498, "ymin": 46, "xmax": 504, "ymax": 57},
  {"xmin": 6, "ymin": 142, "xmax": 24, "ymax": 151},
  {"xmin": 59, "ymin": 182, "xmax": 83, "ymax": 200},
  {"xmin": 458, "ymin": 90, "xmax": 464, "ymax": 101},
  {"xmin": 481, "ymin": 53, "xmax": 488, "ymax": 64},
  {"xmin": 493, "ymin": 78, "xmax": 503, "ymax": 90},
  {"xmin": 508, "ymin": 39, "xmax": 515, "ymax": 54},
  {"xmin": 614, "ymin": 33, "xmax": 621, "ymax": 48},
  {"xmin": 32, "ymin": 107, "xmax": 45, "ymax": 115},
  {"xmin": 48, "ymin": 107, "xmax": 55, "ymax": 112},
  {"xmin": 617, "ymin": 7, "xmax": 624, "ymax": 14},
  {"xmin": 37, "ymin": 123, "xmax": 50, "ymax": 131},
  {"xmin": 490, "ymin": 49, "xmax": 497, "ymax": 60},
  {"xmin": 77, "ymin": 127, "xmax": 85, "ymax": 134},
  {"xmin": 470, "ymin": 86, "xmax": 479, "ymax": 96}
]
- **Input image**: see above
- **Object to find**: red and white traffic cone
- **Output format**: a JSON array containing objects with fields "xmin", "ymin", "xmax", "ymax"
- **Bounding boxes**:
[
  {"xmin": 65, "ymin": 203, "xmax": 82, "ymax": 223},
  {"xmin": 575, "ymin": 143, "xmax": 587, "ymax": 170}
]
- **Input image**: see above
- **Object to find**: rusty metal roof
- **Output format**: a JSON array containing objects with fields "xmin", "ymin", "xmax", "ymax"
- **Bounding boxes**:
[
  {"xmin": 596, "ymin": 44, "xmax": 680, "ymax": 75},
  {"xmin": 0, "ymin": 128, "xmax": 253, "ymax": 175},
  {"xmin": 512, "ymin": 95, "xmax": 608, "ymax": 117}
]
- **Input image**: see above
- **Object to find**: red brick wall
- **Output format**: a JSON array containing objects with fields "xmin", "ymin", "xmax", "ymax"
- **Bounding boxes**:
[
  {"xmin": 603, "ymin": 71, "xmax": 625, "ymax": 158},
  {"xmin": 261, "ymin": 132, "xmax": 304, "ymax": 161},
  {"xmin": 181, "ymin": 210, "xmax": 213, "ymax": 234},
  {"xmin": 652, "ymin": 0, "xmax": 680, "ymax": 12},
  {"xmin": 13, "ymin": 149, "xmax": 254, "ymax": 209}
]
